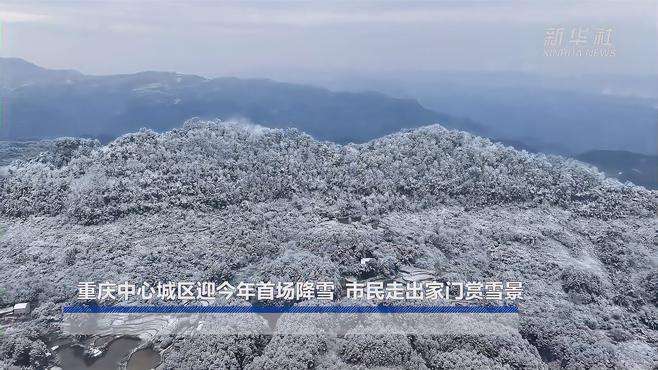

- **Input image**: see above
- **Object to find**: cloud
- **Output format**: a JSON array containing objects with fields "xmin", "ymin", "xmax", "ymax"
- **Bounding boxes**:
[
  {"xmin": 4, "ymin": 2, "xmax": 652, "ymax": 31},
  {"xmin": 156, "ymin": 2, "xmax": 656, "ymax": 27},
  {"xmin": 107, "ymin": 23, "xmax": 155, "ymax": 34},
  {"xmin": 2, "ymin": 2, "xmax": 654, "ymax": 76},
  {"xmin": 0, "ymin": 10, "xmax": 51, "ymax": 23}
]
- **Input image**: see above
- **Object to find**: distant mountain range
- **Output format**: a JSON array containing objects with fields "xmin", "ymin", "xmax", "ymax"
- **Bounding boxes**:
[
  {"xmin": 0, "ymin": 58, "xmax": 482, "ymax": 143},
  {"xmin": 0, "ymin": 58, "xmax": 654, "ymax": 189},
  {"xmin": 576, "ymin": 150, "xmax": 657, "ymax": 189},
  {"xmin": 285, "ymin": 70, "xmax": 658, "ymax": 156}
]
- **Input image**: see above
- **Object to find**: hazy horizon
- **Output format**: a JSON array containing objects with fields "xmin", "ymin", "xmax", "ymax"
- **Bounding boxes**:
[{"xmin": 1, "ymin": 2, "xmax": 656, "ymax": 81}]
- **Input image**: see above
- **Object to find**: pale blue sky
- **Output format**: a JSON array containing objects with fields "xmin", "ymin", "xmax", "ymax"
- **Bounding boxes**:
[{"xmin": 0, "ymin": 1, "xmax": 656, "ymax": 78}]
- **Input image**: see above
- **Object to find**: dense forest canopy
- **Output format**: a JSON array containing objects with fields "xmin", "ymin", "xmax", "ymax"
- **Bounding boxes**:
[{"xmin": 0, "ymin": 121, "xmax": 655, "ymax": 369}]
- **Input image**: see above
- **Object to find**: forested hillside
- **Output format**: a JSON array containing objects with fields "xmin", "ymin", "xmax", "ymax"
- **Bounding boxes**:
[{"xmin": 0, "ymin": 121, "xmax": 655, "ymax": 368}]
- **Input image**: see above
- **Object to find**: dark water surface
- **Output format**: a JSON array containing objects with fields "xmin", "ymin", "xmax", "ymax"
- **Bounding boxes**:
[{"xmin": 56, "ymin": 337, "xmax": 160, "ymax": 370}]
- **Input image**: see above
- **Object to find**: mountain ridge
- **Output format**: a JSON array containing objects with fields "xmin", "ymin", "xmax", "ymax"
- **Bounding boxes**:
[
  {"xmin": 2, "ymin": 120, "xmax": 653, "ymax": 224},
  {"xmin": 0, "ymin": 57, "xmax": 484, "ymax": 143}
]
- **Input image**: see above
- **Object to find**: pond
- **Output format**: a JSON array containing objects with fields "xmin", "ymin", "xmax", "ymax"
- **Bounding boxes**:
[
  {"xmin": 56, "ymin": 336, "xmax": 161, "ymax": 370},
  {"xmin": 127, "ymin": 347, "xmax": 161, "ymax": 370}
]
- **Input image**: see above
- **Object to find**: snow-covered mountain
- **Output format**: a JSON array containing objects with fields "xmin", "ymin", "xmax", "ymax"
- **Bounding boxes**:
[{"xmin": 0, "ymin": 121, "xmax": 655, "ymax": 368}]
